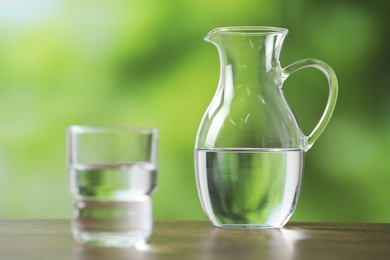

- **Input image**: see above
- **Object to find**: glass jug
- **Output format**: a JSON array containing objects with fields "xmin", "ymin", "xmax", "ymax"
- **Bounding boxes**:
[{"xmin": 195, "ymin": 27, "xmax": 338, "ymax": 228}]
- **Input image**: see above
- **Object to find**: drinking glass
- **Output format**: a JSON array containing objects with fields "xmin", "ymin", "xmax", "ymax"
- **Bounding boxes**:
[{"xmin": 67, "ymin": 126, "xmax": 158, "ymax": 246}]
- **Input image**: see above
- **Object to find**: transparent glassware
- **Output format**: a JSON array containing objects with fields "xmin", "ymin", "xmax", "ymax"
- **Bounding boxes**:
[
  {"xmin": 67, "ymin": 126, "xmax": 158, "ymax": 246},
  {"xmin": 195, "ymin": 27, "xmax": 338, "ymax": 228}
]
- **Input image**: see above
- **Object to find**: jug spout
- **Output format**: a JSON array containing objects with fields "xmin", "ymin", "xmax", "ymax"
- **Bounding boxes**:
[{"xmin": 204, "ymin": 28, "xmax": 221, "ymax": 44}]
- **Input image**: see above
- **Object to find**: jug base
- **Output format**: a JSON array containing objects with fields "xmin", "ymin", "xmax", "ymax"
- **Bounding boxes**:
[{"xmin": 213, "ymin": 223, "xmax": 284, "ymax": 229}]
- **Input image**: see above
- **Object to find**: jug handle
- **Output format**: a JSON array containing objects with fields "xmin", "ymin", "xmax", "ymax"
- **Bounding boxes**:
[{"xmin": 282, "ymin": 59, "xmax": 338, "ymax": 152}]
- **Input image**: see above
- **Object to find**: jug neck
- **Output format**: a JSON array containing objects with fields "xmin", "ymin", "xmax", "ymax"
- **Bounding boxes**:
[{"xmin": 205, "ymin": 27, "xmax": 287, "ymax": 82}]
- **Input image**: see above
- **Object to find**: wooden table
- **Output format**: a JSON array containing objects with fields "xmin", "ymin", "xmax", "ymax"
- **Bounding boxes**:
[{"xmin": 0, "ymin": 220, "xmax": 389, "ymax": 259}]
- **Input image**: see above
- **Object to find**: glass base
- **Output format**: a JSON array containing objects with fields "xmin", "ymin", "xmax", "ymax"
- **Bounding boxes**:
[
  {"xmin": 72, "ymin": 229, "xmax": 150, "ymax": 247},
  {"xmin": 72, "ymin": 199, "xmax": 152, "ymax": 247}
]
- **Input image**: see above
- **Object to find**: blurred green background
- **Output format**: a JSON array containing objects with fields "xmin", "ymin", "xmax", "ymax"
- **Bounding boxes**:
[{"xmin": 0, "ymin": 0, "xmax": 389, "ymax": 222}]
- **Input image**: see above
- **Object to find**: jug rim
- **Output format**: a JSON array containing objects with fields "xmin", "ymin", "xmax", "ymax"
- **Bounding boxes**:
[{"xmin": 205, "ymin": 26, "xmax": 288, "ymax": 40}]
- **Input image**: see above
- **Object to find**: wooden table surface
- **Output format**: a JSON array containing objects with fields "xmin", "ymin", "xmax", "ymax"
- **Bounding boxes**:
[{"xmin": 0, "ymin": 220, "xmax": 389, "ymax": 260}]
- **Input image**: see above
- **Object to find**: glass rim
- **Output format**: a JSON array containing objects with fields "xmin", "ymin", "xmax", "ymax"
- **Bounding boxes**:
[{"xmin": 67, "ymin": 125, "xmax": 159, "ymax": 135}]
